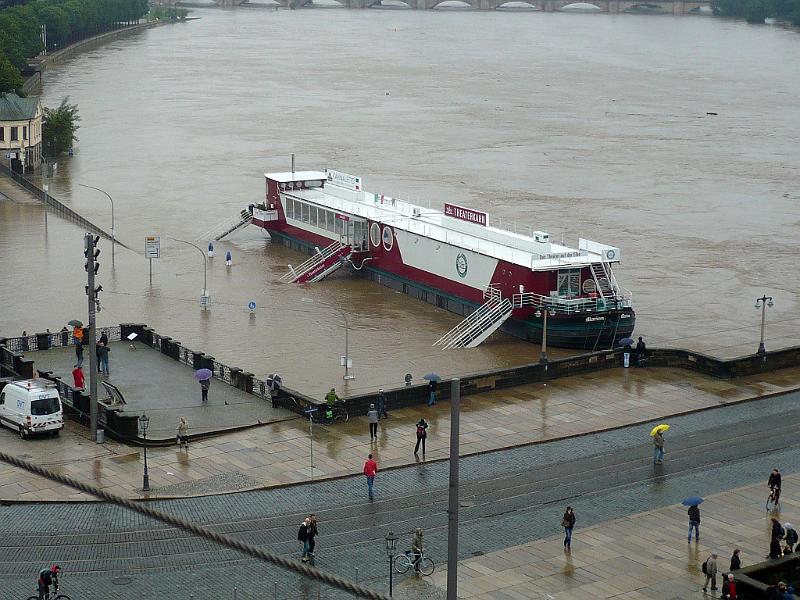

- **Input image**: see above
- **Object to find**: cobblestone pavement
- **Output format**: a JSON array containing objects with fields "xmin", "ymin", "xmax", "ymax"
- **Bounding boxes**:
[
  {"xmin": 1, "ymin": 389, "xmax": 799, "ymax": 599},
  {"xmin": 1, "ymin": 364, "xmax": 797, "ymax": 502}
]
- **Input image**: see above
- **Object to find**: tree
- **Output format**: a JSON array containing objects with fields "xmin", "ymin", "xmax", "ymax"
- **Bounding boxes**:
[
  {"xmin": 0, "ymin": 53, "xmax": 24, "ymax": 95},
  {"xmin": 42, "ymin": 97, "xmax": 80, "ymax": 158}
]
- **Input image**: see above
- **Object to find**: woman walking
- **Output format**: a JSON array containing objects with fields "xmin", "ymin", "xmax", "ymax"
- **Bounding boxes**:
[
  {"xmin": 176, "ymin": 417, "xmax": 189, "ymax": 449},
  {"xmin": 562, "ymin": 506, "xmax": 576, "ymax": 550},
  {"xmin": 414, "ymin": 418, "xmax": 429, "ymax": 455}
]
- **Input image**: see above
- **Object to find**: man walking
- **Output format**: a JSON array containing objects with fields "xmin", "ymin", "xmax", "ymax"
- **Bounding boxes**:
[
  {"xmin": 688, "ymin": 503, "xmax": 700, "ymax": 542},
  {"xmin": 97, "ymin": 342, "xmax": 110, "ymax": 376},
  {"xmin": 367, "ymin": 404, "xmax": 379, "ymax": 439},
  {"xmin": 298, "ymin": 516, "xmax": 311, "ymax": 562},
  {"xmin": 653, "ymin": 429, "xmax": 665, "ymax": 464},
  {"xmin": 363, "ymin": 453, "xmax": 378, "ymax": 500},
  {"xmin": 307, "ymin": 514, "xmax": 318, "ymax": 559},
  {"xmin": 200, "ymin": 377, "xmax": 210, "ymax": 402},
  {"xmin": 428, "ymin": 379, "xmax": 437, "ymax": 406},
  {"xmin": 75, "ymin": 340, "xmax": 84, "ymax": 368},
  {"xmin": 702, "ymin": 552, "xmax": 718, "ymax": 593},
  {"xmin": 376, "ymin": 388, "xmax": 388, "ymax": 419}
]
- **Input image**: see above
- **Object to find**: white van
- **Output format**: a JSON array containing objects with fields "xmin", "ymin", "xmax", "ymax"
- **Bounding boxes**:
[{"xmin": 0, "ymin": 378, "xmax": 64, "ymax": 438}]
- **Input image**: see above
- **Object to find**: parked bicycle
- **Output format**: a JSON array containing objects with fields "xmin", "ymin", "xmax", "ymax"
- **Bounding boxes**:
[
  {"xmin": 289, "ymin": 396, "xmax": 348, "ymax": 423},
  {"xmin": 394, "ymin": 550, "xmax": 435, "ymax": 576}
]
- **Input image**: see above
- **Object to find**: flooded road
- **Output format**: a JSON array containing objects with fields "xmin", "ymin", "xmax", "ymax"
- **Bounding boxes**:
[{"xmin": 0, "ymin": 10, "xmax": 798, "ymax": 396}]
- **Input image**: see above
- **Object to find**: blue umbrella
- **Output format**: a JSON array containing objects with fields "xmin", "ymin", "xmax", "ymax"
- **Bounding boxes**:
[
  {"xmin": 682, "ymin": 496, "xmax": 704, "ymax": 506},
  {"xmin": 618, "ymin": 337, "xmax": 635, "ymax": 347},
  {"xmin": 194, "ymin": 368, "xmax": 213, "ymax": 381},
  {"xmin": 422, "ymin": 373, "xmax": 441, "ymax": 382}
]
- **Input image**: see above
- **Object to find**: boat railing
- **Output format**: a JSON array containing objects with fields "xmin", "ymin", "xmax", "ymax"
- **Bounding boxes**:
[{"xmin": 512, "ymin": 292, "xmax": 631, "ymax": 314}]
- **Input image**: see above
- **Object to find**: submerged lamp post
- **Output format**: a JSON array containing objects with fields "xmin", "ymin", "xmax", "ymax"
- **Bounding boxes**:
[
  {"xmin": 139, "ymin": 413, "xmax": 150, "ymax": 492},
  {"xmin": 301, "ymin": 297, "xmax": 353, "ymax": 380},
  {"xmin": 535, "ymin": 307, "xmax": 556, "ymax": 364},
  {"xmin": 172, "ymin": 238, "xmax": 209, "ymax": 309},
  {"xmin": 79, "ymin": 184, "xmax": 115, "ymax": 263},
  {"xmin": 755, "ymin": 295, "xmax": 774, "ymax": 355},
  {"xmin": 385, "ymin": 531, "xmax": 398, "ymax": 597}
]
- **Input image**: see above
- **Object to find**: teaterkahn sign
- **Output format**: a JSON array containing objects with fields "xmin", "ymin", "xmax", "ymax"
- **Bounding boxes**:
[{"xmin": 444, "ymin": 203, "xmax": 487, "ymax": 227}]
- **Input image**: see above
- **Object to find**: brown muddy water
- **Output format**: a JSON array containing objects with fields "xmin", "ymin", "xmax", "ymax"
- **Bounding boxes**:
[{"xmin": 0, "ymin": 10, "xmax": 798, "ymax": 397}]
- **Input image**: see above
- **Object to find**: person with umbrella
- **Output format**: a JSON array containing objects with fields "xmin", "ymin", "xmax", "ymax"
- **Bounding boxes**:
[
  {"xmin": 635, "ymin": 336, "xmax": 647, "ymax": 367},
  {"xmin": 651, "ymin": 424, "xmax": 668, "ymax": 464},
  {"xmin": 267, "ymin": 374, "xmax": 282, "ymax": 408},
  {"xmin": 195, "ymin": 369, "xmax": 212, "ymax": 402},
  {"xmin": 683, "ymin": 496, "xmax": 703, "ymax": 542},
  {"xmin": 423, "ymin": 373, "xmax": 440, "ymax": 406}
]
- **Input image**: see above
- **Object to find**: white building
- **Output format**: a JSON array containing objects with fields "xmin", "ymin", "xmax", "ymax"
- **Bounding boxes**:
[{"xmin": 0, "ymin": 93, "xmax": 43, "ymax": 173}]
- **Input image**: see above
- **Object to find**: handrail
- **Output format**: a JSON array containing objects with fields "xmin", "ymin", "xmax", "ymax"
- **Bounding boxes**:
[
  {"xmin": 279, "ymin": 240, "xmax": 343, "ymax": 282},
  {"xmin": 442, "ymin": 298, "xmax": 513, "ymax": 349},
  {"xmin": 433, "ymin": 298, "xmax": 500, "ymax": 346}
]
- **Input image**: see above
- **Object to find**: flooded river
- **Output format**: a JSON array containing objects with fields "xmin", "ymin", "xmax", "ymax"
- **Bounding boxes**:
[{"xmin": 0, "ymin": 10, "xmax": 798, "ymax": 396}]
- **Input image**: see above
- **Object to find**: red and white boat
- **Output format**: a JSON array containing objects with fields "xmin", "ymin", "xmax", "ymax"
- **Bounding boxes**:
[{"xmin": 246, "ymin": 169, "xmax": 634, "ymax": 349}]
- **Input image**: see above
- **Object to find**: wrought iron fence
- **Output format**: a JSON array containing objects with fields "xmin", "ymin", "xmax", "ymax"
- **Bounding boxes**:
[{"xmin": 1, "ymin": 326, "xmax": 121, "ymax": 353}]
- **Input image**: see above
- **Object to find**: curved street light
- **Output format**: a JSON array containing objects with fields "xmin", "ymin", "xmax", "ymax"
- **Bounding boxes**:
[
  {"xmin": 171, "ymin": 237, "xmax": 209, "ymax": 309},
  {"xmin": 754, "ymin": 295, "xmax": 774, "ymax": 355},
  {"xmin": 301, "ymin": 297, "xmax": 353, "ymax": 381},
  {"xmin": 79, "ymin": 184, "xmax": 115, "ymax": 262},
  {"xmin": 534, "ymin": 307, "xmax": 556, "ymax": 364}
]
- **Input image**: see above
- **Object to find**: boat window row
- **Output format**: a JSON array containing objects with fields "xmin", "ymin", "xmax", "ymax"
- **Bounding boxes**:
[{"xmin": 284, "ymin": 197, "xmax": 347, "ymax": 235}]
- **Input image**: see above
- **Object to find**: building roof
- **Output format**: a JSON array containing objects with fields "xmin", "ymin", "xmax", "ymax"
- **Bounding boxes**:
[{"xmin": 0, "ymin": 94, "xmax": 41, "ymax": 121}]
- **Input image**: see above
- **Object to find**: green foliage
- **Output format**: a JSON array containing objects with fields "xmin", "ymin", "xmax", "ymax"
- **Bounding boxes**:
[
  {"xmin": 0, "ymin": 54, "xmax": 24, "ymax": 94},
  {"xmin": 147, "ymin": 5, "xmax": 189, "ymax": 20},
  {"xmin": 42, "ymin": 96, "xmax": 80, "ymax": 158},
  {"xmin": 711, "ymin": 0, "xmax": 800, "ymax": 20}
]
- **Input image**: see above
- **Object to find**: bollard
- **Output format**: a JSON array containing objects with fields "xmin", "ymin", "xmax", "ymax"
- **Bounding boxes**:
[
  {"xmin": 355, "ymin": 567, "xmax": 359, "ymax": 584},
  {"xmin": 233, "ymin": 586, "xmax": 238, "ymax": 600},
  {"xmin": 273, "ymin": 581, "xmax": 278, "ymax": 600},
  {"xmin": 317, "ymin": 581, "xmax": 321, "ymax": 600}
]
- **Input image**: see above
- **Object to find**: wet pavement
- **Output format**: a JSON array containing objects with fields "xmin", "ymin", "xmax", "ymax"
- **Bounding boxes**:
[
  {"xmin": 0, "ymin": 364, "xmax": 797, "ymax": 502},
  {"xmin": 28, "ymin": 340, "xmax": 298, "ymax": 439},
  {"xmin": 1, "ymin": 388, "xmax": 800, "ymax": 599}
]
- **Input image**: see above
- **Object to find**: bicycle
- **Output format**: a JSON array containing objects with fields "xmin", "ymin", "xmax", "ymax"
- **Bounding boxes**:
[
  {"xmin": 27, "ymin": 588, "xmax": 71, "ymax": 600},
  {"xmin": 766, "ymin": 487, "xmax": 781, "ymax": 512},
  {"xmin": 394, "ymin": 550, "xmax": 435, "ymax": 576}
]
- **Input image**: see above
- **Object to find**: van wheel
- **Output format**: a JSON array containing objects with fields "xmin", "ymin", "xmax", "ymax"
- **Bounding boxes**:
[
  {"xmin": 18, "ymin": 426, "xmax": 27, "ymax": 439},
  {"xmin": 51, "ymin": 430, "xmax": 60, "ymax": 437}
]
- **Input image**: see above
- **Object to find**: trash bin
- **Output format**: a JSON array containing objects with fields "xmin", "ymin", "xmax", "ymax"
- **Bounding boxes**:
[{"xmin": 96, "ymin": 429, "xmax": 105, "ymax": 444}]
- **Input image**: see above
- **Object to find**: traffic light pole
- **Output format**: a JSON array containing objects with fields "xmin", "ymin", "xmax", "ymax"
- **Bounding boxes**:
[{"xmin": 85, "ymin": 233, "xmax": 99, "ymax": 442}]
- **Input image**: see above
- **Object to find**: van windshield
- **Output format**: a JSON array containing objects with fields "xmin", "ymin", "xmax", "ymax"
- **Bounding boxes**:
[{"xmin": 31, "ymin": 397, "xmax": 60, "ymax": 416}]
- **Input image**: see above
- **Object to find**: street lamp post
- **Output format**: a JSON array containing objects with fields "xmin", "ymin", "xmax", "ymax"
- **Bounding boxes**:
[
  {"xmin": 79, "ymin": 184, "xmax": 115, "ymax": 262},
  {"xmin": 755, "ymin": 295, "xmax": 774, "ymax": 355},
  {"xmin": 139, "ymin": 413, "xmax": 150, "ymax": 492},
  {"xmin": 535, "ymin": 307, "xmax": 556, "ymax": 364},
  {"xmin": 301, "ymin": 298, "xmax": 353, "ymax": 380},
  {"xmin": 172, "ymin": 238, "xmax": 209, "ymax": 309},
  {"xmin": 385, "ymin": 531, "xmax": 398, "ymax": 597}
]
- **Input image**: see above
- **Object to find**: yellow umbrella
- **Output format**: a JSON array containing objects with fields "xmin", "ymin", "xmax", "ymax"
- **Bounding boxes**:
[{"xmin": 650, "ymin": 424, "xmax": 670, "ymax": 436}]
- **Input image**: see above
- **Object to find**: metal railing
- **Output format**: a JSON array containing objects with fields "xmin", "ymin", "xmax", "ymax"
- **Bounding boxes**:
[
  {"xmin": 512, "ymin": 292, "xmax": 632, "ymax": 314},
  {"xmin": 1, "ymin": 326, "xmax": 121, "ymax": 353}
]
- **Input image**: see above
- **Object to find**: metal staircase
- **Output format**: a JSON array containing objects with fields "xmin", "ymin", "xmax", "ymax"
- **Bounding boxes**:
[
  {"xmin": 195, "ymin": 210, "xmax": 252, "ymax": 243},
  {"xmin": 280, "ymin": 241, "xmax": 353, "ymax": 284},
  {"xmin": 433, "ymin": 286, "xmax": 514, "ymax": 349},
  {"xmin": 589, "ymin": 263, "xmax": 613, "ymax": 297}
]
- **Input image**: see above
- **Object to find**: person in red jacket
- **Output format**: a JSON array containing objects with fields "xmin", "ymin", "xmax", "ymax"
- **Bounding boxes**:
[
  {"xmin": 363, "ymin": 453, "xmax": 378, "ymax": 500},
  {"xmin": 721, "ymin": 573, "xmax": 737, "ymax": 599},
  {"xmin": 72, "ymin": 365, "xmax": 85, "ymax": 390}
]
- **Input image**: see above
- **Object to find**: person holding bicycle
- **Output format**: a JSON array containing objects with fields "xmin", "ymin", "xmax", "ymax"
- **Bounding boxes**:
[
  {"xmin": 37, "ymin": 565, "xmax": 60, "ymax": 600},
  {"xmin": 411, "ymin": 528, "xmax": 425, "ymax": 573}
]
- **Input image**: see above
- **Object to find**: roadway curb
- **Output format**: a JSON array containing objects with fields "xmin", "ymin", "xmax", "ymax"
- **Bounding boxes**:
[{"xmin": 3, "ymin": 383, "xmax": 799, "ymax": 505}]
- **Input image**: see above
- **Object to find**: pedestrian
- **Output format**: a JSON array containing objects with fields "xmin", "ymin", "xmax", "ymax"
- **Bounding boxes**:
[
  {"xmin": 98, "ymin": 342, "xmax": 110, "ymax": 376},
  {"xmin": 721, "ymin": 573, "xmax": 737, "ymax": 599},
  {"xmin": 176, "ymin": 417, "xmax": 189, "ymax": 449},
  {"xmin": 428, "ymin": 379, "xmax": 437, "ymax": 406},
  {"xmin": 785, "ymin": 523, "xmax": 798, "ymax": 551},
  {"xmin": 45, "ymin": 328, "xmax": 52, "ymax": 347},
  {"xmin": 326, "ymin": 387, "xmax": 339, "ymax": 407},
  {"xmin": 73, "ymin": 326, "xmax": 83, "ymax": 346},
  {"xmin": 298, "ymin": 516, "xmax": 311, "ymax": 562},
  {"xmin": 414, "ymin": 418, "xmax": 429, "ymax": 455},
  {"xmin": 71, "ymin": 365, "xmax": 85, "ymax": 390},
  {"xmin": 653, "ymin": 429, "xmax": 665, "ymax": 464},
  {"xmin": 771, "ymin": 518, "xmax": 785, "ymax": 543},
  {"xmin": 226, "ymin": 250, "xmax": 232, "ymax": 267},
  {"xmin": 702, "ymin": 552, "xmax": 718, "ymax": 592},
  {"xmin": 367, "ymin": 404, "xmax": 379, "ymax": 439},
  {"xmin": 99, "ymin": 329, "xmax": 109, "ymax": 347},
  {"xmin": 635, "ymin": 336, "xmax": 647, "ymax": 366},
  {"xmin": 200, "ymin": 376, "xmax": 210, "ymax": 402},
  {"xmin": 769, "ymin": 537, "xmax": 782, "ymax": 560},
  {"xmin": 363, "ymin": 453, "xmax": 378, "ymax": 500},
  {"xmin": 412, "ymin": 528, "xmax": 424, "ymax": 573},
  {"xmin": 75, "ymin": 341, "xmax": 84, "ymax": 368},
  {"xmin": 376, "ymin": 388, "xmax": 388, "ymax": 419},
  {"xmin": 96, "ymin": 340, "xmax": 103, "ymax": 373},
  {"xmin": 769, "ymin": 468, "xmax": 782, "ymax": 492},
  {"xmin": 20, "ymin": 331, "xmax": 28, "ymax": 352},
  {"xmin": 562, "ymin": 506, "xmax": 576, "ymax": 550},
  {"xmin": 688, "ymin": 503, "xmax": 700, "ymax": 542},
  {"xmin": 730, "ymin": 548, "xmax": 741, "ymax": 571},
  {"xmin": 307, "ymin": 514, "xmax": 318, "ymax": 559},
  {"xmin": 60, "ymin": 327, "xmax": 69, "ymax": 346}
]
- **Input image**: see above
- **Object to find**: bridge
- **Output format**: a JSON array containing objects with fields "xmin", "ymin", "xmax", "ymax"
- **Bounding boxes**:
[{"xmin": 215, "ymin": 0, "xmax": 710, "ymax": 12}]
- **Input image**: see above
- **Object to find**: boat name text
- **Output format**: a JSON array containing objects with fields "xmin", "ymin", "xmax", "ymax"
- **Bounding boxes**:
[
  {"xmin": 444, "ymin": 203, "xmax": 487, "ymax": 227},
  {"xmin": 325, "ymin": 169, "xmax": 362, "ymax": 192}
]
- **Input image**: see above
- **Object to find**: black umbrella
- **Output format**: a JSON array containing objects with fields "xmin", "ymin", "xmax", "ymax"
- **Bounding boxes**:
[{"xmin": 266, "ymin": 374, "xmax": 282, "ymax": 391}]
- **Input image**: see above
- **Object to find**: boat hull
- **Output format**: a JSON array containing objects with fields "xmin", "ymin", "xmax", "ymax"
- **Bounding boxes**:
[{"xmin": 265, "ymin": 228, "xmax": 635, "ymax": 349}]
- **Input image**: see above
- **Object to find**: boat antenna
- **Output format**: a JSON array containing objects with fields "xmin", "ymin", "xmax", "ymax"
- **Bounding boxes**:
[{"xmin": 291, "ymin": 153, "xmax": 295, "ymax": 174}]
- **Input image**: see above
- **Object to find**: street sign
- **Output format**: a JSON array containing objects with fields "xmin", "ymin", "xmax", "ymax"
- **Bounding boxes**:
[
  {"xmin": 248, "ymin": 301, "xmax": 257, "ymax": 313},
  {"xmin": 200, "ymin": 292, "xmax": 210, "ymax": 309},
  {"xmin": 145, "ymin": 236, "xmax": 161, "ymax": 259}
]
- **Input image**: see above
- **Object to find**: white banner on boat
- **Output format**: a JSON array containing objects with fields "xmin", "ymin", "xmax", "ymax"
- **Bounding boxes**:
[{"xmin": 325, "ymin": 169, "xmax": 362, "ymax": 192}]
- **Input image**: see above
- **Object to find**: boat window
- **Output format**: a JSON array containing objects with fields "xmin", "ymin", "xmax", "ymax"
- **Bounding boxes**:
[
  {"xmin": 325, "ymin": 210, "xmax": 334, "ymax": 232},
  {"xmin": 285, "ymin": 199, "xmax": 293, "ymax": 219},
  {"xmin": 301, "ymin": 202, "xmax": 309, "ymax": 223},
  {"xmin": 557, "ymin": 269, "xmax": 581, "ymax": 298},
  {"xmin": 335, "ymin": 216, "xmax": 344, "ymax": 236},
  {"xmin": 310, "ymin": 206, "xmax": 318, "ymax": 227},
  {"xmin": 306, "ymin": 180, "xmax": 323, "ymax": 188}
]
